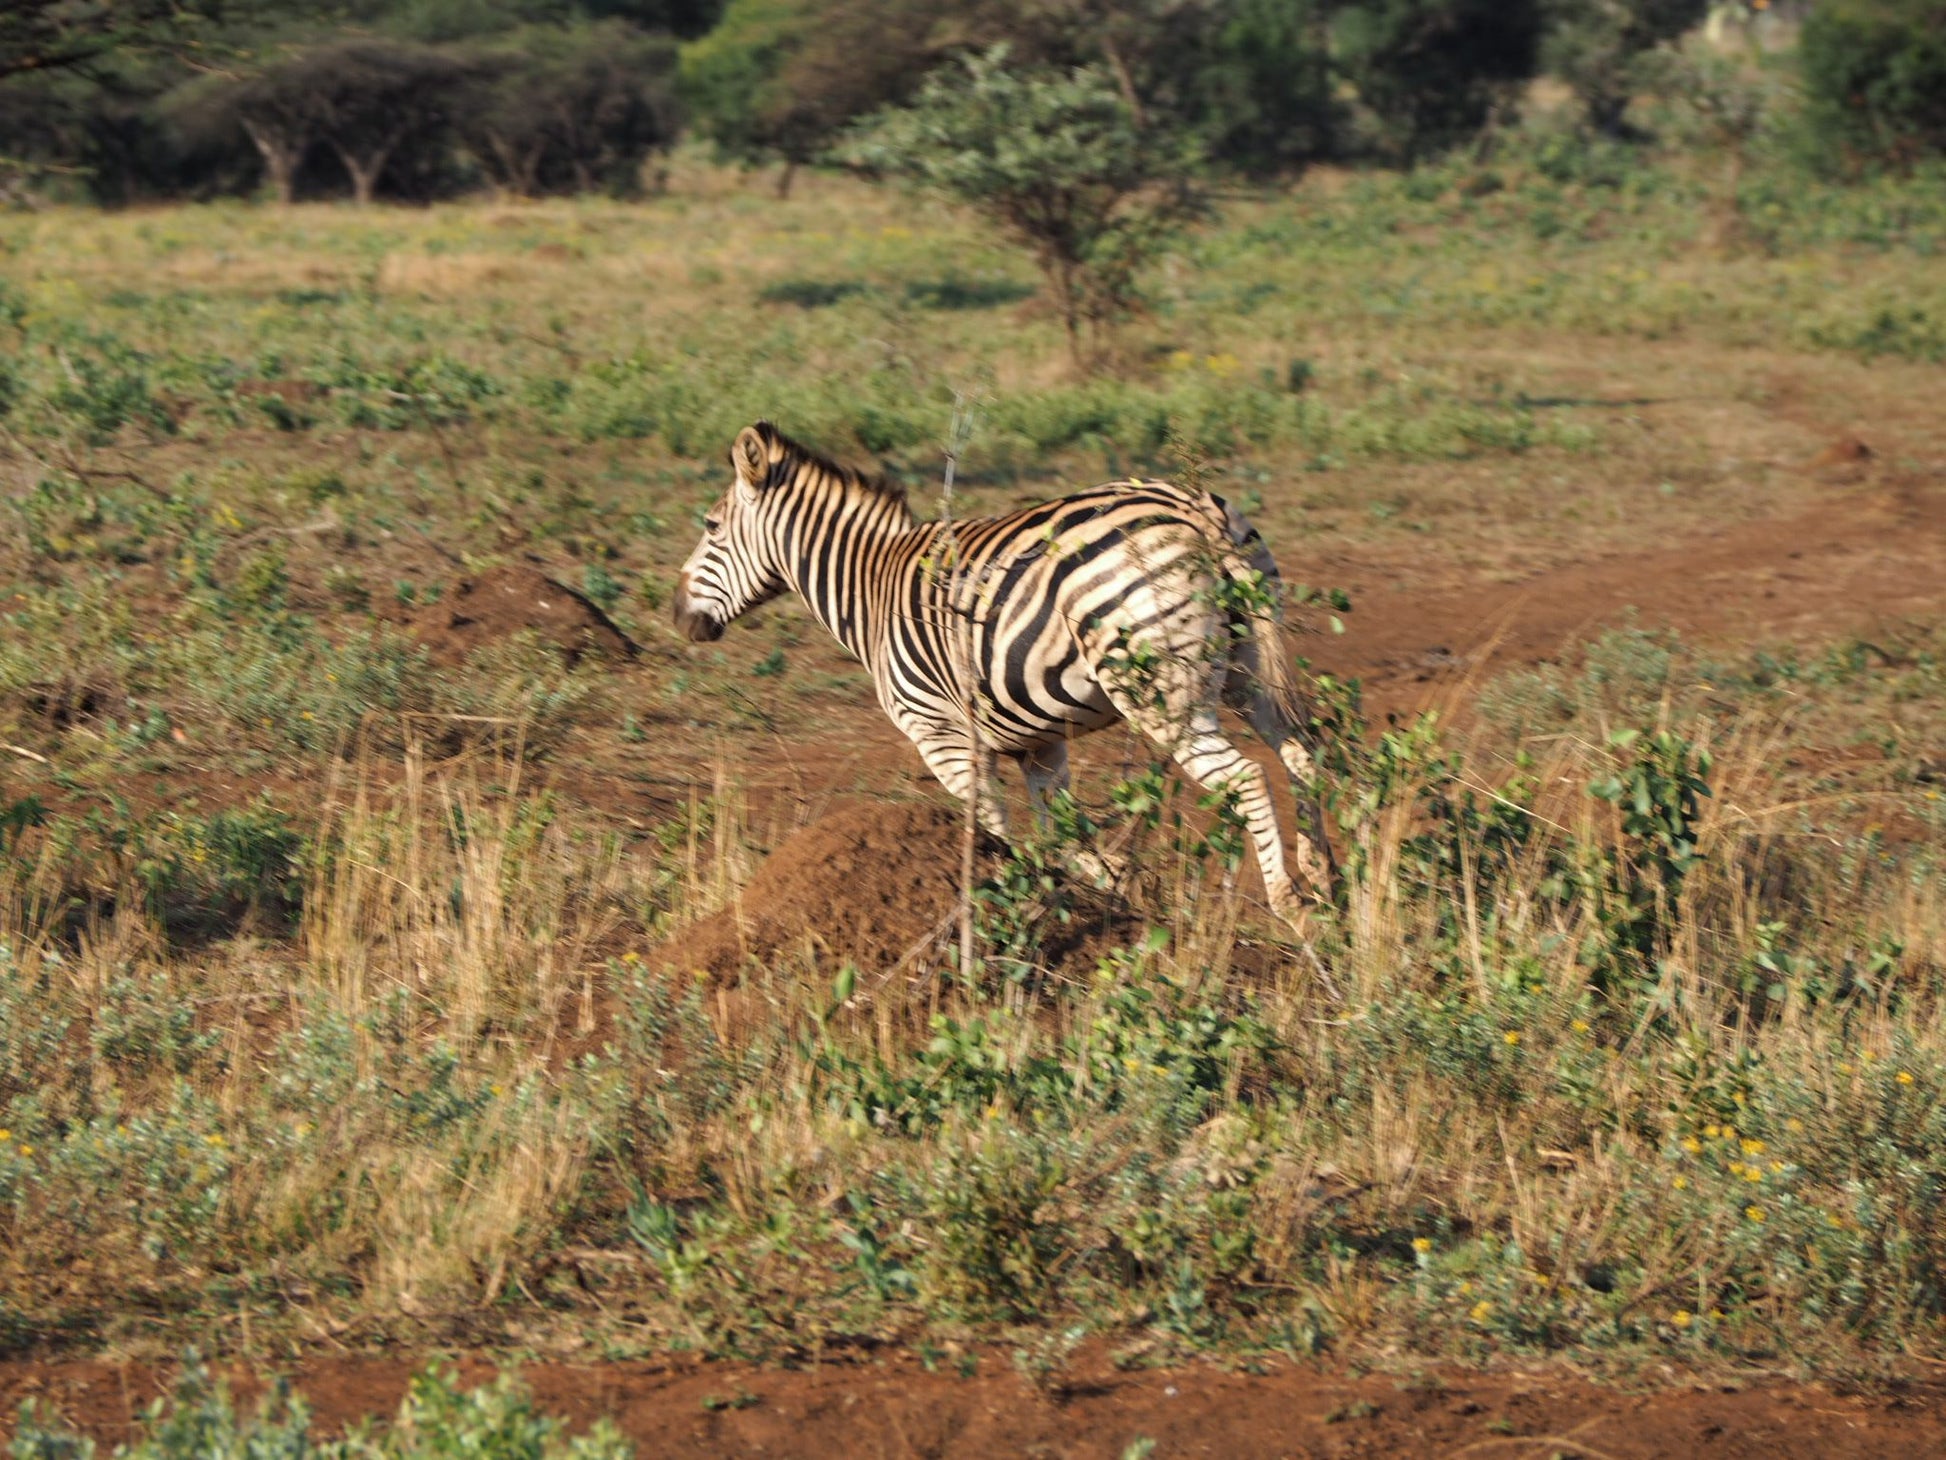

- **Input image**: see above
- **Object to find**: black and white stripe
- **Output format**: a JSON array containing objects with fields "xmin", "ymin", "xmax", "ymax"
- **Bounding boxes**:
[{"xmin": 672, "ymin": 422, "xmax": 1334, "ymax": 914}]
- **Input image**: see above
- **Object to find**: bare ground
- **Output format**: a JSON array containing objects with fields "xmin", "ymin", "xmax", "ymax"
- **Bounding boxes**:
[{"xmin": 6, "ymin": 1350, "xmax": 1946, "ymax": 1458}]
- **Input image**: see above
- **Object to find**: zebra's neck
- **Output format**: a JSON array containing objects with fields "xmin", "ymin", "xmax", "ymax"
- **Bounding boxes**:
[{"xmin": 769, "ymin": 470, "xmax": 918, "ymax": 662}]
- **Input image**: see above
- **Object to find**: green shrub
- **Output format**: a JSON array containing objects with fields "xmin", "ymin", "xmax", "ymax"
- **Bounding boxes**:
[
  {"xmin": 844, "ymin": 47, "xmax": 1204, "ymax": 363},
  {"xmin": 9, "ymin": 1358, "xmax": 633, "ymax": 1459},
  {"xmin": 1801, "ymin": 0, "xmax": 1946, "ymax": 171}
]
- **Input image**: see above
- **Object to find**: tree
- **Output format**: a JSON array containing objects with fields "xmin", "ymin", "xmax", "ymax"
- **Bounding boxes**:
[
  {"xmin": 960, "ymin": 0, "xmax": 1338, "ymax": 172},
  {"xmin": 1191, "ymin": 0, "xmax": 1338, "ymax": 173},
  {"xmin": 173, "ymin": 58, "xmax": 314, "ymax": 205},
  {"xmin": 1541, "ymin": 0, "xmax": 1711, "ymax": 136},
  {"xmin": 578, "ymin": 0, "xmax": 728, "ymax": 36},
  {"xmin": 185, "ymin": 39, "xmax": 470, "ymax": 204},
  {"xmin": 679, "ymin": 0, "xmax": 971, "ymax": 194},
  {"xmin": 456, "ymin": 21, "xmax": 679, "ymax": 196},
  {"xmin": 1332, "ymin": 0, "xmax": 1547, "ymax": 160},
  {"xmin": 844, "ymin": 47, "xmax": 1203, "ymax": 363},
  {"xmin": 0, "ymin": 0, "xmax": 233, "ymax": 84},
  {"xmin": 1800, "ymin": 0, "xmax": 1946, "ymax": 172}
]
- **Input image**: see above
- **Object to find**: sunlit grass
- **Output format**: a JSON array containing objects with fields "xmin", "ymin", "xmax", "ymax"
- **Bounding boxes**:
[{"xmin": 0, "ymin": 149, "xmax": 1941, "ymax": 1373}]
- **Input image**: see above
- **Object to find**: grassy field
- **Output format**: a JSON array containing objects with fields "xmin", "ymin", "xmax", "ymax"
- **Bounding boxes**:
[{"xmin": 1, "ymin": 139, "xmax": 1945, "ymax": 1400}]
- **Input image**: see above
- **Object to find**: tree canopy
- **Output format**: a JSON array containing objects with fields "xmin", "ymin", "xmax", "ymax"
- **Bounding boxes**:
[
  {"xmin": 0, "ymin": 0, "xmax": 238, "ymax": 82},
  {"xmin": 0, "ymin": 0, "xmax": 1909, "ymax": 206}
]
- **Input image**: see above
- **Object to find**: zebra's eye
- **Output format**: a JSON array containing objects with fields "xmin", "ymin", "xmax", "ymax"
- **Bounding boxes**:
[{"xmin": 703, "ymin": 516, "xmax": 722, "ymax": 536}]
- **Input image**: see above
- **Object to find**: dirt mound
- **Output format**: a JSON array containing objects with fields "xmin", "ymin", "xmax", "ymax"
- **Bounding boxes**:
[
  {"xmin": 1808, "ymin": 433, "xmax": 1874, "ymax": 470},
  {"xmin": 651, "ymin": 799, "xmax": 1160, "ymax": 989},
  {"xmin": 411, "ymin": 565, "xmax": 639, "ymax": 666},
  {"xmin": 652, "ymin": 801, "xmax": 976, "ymax": 981}
]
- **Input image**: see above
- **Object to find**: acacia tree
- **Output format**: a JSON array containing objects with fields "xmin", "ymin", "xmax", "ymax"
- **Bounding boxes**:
[
  {"xmin": 457, "ymin": 22, "xmax": 679, "ymax": 197},
  {"xmin": 1332, "ymin": 0, "xmax": 1545, "ymax": 159},
  {"xmin": 844, "ymin": 47, "xmax": 1203, "ymax": 364},
  {"xmin": 0, "ymin": 0, "xmax": 233, "ymax": 83},
  {"xmin": 187, "ymin": 38, "xmax": 468, "ymax": 204},
  {"xmin": 679, "ymin": 0, "xmax": 962, "ymax": 195},
  {"xmin": 294, "ymin": 40, "xmax": 467, "ymax": 205}
]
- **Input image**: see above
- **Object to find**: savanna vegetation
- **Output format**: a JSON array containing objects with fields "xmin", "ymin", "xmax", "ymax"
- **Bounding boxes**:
[
  {"xmin": 5, "ymin": 0, "xmax": 1946, "ymax": 210},
  {"xmin": 1, "ymin": 0, "xmax": 1945, "ymax": 1450}
]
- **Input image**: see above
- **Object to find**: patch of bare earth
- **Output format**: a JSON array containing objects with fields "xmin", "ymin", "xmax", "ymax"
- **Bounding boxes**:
[
  {"xmin": 404, "ymin": 563, "xmax": 640, "ymax": 667},
  {"xmin": 5, "ymin": 1352, "xmax": 1946, "ymax": 1458}
]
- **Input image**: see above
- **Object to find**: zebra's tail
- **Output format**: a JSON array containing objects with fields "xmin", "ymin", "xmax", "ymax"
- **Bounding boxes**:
[{"xmin": 1207, "ymin": 493, "xmax": 1304, "ymax": 722}]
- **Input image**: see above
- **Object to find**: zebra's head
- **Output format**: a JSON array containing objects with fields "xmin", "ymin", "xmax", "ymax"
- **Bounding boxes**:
[{"xmin": 672, "ymin": 422, "xmax": 790, "ymax": 643}]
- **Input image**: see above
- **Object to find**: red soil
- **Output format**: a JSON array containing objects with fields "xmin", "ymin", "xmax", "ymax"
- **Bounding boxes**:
[
  {"xmin": 5, "ymin": 1350, "xmax": 1945, "ymax": 1458},
  {"xmin": 407, "ymin": 563, "xmax": 639, "ymax": 667},
  {"xmin": 1309, "ymin": 473, "xmax": 1946, "ymax": 723}
]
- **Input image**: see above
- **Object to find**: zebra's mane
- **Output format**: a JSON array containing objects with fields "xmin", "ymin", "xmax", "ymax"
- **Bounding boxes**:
[{"xmin": 757, "ymin": 423, "xmax": 908, "ymax": 509}]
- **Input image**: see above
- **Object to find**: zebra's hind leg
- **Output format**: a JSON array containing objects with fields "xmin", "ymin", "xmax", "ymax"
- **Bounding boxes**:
[
  {"xmin": 1102, "ymin": 685, "xmax": 1304, "ymax": 921},
  {"xmin": 1020, "ymin": 740, "xmax": 1124, "ymax": 888},
  {"xmin": 1226, "ymin": 643, "xmax": 1338, "ymax": 901}
]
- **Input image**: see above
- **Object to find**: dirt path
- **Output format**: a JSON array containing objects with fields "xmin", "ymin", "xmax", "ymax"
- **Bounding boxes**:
[
  {"xmin": 1314, "ymin": 473, "xmax": 1946, "ymax": 722},
  {"xmin": 6, "ymin": 1351, "xmax": 1945, "ymax": 1458}
]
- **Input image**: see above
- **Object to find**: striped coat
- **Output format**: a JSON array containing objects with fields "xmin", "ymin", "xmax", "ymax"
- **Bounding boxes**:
[{"xmin": 673, "ymin": 422, "xmax": 1334, "ymax": 915}]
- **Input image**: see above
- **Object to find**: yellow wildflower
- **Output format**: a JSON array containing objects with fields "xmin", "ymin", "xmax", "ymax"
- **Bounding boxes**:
[
  {"xmin": 1673, "ymin": 1176, "xmax": 1689, "ymax": 1190},
  {"xmin": 1571, "ymin": 1018, "xmax": 1590, "ymax": 1033},
  {"xmin": 1741, "ymin": 1139, "xmax": 1764, "ymax": 1156},
  {"xmin": 1681, "ymin": 1137, "xmax": 1702, "ymax": 1154},
  {"xmin": 1897, "ymin": 1071, "xmax": 1915, "ymax": 1086},
  {"xmin": 1672, "ymin": 1310, "xmax": 1693, "ymax": 1328},
  {"xmin": 1703, "ymin": 1124, "xmax": 1720, "ymax": 1138},
  {"xmin": 1412, "ymin": 1237, "xmax": 1433, "ymax": 1254},
  {"xmin": 1746, "ymin": 1205, "xmax": 1765, "ymax": 1223},
  {"xmin": 1504, "ymin": 1031, "xmax": 1521, "ymax": 1046},
  {"xmin": 1469, "ymin": 1301, "xmax": 1493, "ymax": 1322}
]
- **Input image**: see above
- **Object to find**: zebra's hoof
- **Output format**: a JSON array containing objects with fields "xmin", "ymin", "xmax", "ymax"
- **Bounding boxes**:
[{"xmin": 1068, "ymin": 849, "xmax": 1127, "ymax": 889}]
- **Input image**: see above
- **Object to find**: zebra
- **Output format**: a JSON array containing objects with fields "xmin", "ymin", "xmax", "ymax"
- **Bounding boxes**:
[{"xmin": 672, "ymin": 421, "xmax": 1336, "ymax": 917}]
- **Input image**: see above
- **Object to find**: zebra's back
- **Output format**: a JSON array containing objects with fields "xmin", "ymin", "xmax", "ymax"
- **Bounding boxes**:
[{"xmin": 874, "ymin": 481, "xmax": 1257, "ymax": 753}]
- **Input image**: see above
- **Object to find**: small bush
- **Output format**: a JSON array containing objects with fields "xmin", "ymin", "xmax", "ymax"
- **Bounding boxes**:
[
  {"xmin": 9, "ymin": 1358, "xmax": 633, "ymax": 1459},
  {"xmin": 1802, "ymin": 0, "xmax": 1946, "ymax": 172}
]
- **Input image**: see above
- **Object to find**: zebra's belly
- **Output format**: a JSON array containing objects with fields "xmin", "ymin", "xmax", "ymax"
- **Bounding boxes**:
[{"xmin": 977, "ymin": 671, "xmax": 1120, "ymax": 753}]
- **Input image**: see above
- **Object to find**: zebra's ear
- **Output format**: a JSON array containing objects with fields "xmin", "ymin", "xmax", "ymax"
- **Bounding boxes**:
[{"xmin": 733, "ymin": 425, "xmax": 770, "ymax": 490}]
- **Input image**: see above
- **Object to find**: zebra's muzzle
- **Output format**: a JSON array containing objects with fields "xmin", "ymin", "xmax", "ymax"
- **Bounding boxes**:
[{"xmin": 672, "ymin": 578, "xmax": 725, "ymax": 642}]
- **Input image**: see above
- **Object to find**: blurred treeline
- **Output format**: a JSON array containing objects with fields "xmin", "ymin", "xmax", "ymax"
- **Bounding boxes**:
[{"xmin": 0, "ymin": 0, "xmax": 1939, "ymax": 206}]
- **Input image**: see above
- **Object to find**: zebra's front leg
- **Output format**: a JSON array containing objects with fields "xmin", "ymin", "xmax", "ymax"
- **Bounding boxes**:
[
  {"xmin": 906, "ymin": 723, "xmax": 1012, "ymax": 844},
  {"xmin": 1020, "ymin": 740, "xmax": 1125, "ymax": 888}
]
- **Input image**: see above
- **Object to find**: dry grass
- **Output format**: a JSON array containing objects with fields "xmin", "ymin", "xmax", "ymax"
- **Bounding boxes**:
[{"xmin": 0, "ymin": 152, "xmax": 1940, "ymax": 1370}]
